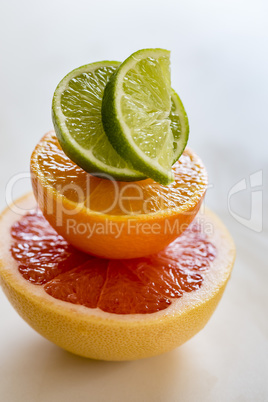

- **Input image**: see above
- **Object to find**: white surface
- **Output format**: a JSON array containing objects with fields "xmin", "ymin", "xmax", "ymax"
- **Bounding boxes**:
[{"xmin": 0, "ymin": 1, "xmax": 267, "ymax": 401}]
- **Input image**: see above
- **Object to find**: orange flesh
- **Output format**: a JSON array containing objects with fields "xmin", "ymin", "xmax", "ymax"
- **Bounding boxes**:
[
  {"xmin": 33, "ymin": 132, "xmax": 207, "ymax": 215},
  {"xmin": 10, "ymin": 209, "xmax": 216, "ymax": 314}
]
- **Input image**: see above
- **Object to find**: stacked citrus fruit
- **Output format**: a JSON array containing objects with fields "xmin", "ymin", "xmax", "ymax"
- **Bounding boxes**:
[{"xmin": 0, "ymin": 49, "xmax": 235, "ymax": 360}]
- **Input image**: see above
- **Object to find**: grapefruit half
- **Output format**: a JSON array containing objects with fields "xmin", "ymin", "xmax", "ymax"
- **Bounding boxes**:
[{"xmin": 0, "ymin": 193, "xmax": 235, "ymax": 360}]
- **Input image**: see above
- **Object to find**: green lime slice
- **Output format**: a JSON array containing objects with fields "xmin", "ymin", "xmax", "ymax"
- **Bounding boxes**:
[
  {"xmin": 170, "ymin": 89, "xmax": 189, "ymax": 164},
  {"xmin": 52, "ymin": 61, "xmax": 145, "ymax": 181},
  {"xmin": 101, "ymin": 49, "xmax": 189, "ymax": 185}
]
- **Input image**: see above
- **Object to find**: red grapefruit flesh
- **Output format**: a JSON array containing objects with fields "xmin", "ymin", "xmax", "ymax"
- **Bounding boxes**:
[{"xmin": 10, "ymin": 207, "xmax": 216, "ymax": 314}]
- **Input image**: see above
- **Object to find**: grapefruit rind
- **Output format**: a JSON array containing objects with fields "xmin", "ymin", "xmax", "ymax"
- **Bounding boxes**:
[{"xmin": 0, "ymin": 193, "xmax": 235, "ymax": 361}]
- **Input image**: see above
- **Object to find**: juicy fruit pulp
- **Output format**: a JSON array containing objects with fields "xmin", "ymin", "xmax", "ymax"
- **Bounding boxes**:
[
  {"xmin": 32, "ymin": 131, "xmax": 207, "ymax": 215},
  {"xmin": 10, "ymin": 208, "xmax": 216, "ymax": 314}
]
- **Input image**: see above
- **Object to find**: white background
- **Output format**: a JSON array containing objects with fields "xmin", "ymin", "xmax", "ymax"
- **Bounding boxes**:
[{"xmin": 0, "ymin": 1, "xmax": 267, "ymax": 401}]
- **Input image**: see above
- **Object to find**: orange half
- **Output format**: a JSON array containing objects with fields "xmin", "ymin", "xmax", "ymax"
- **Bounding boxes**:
[{"xmin": 30, "ymin": 131, "xmax": 208, "ymax": 259}]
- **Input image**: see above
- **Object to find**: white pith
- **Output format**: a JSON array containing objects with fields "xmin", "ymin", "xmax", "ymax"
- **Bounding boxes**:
[{"xmin": 0, "ymin": 193, "xmax": 235, "ymax": 324}]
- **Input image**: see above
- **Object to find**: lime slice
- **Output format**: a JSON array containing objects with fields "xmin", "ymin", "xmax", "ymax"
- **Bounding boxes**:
[
  {"xmin": 101, "ymin": 49, "xmax": 189, "ymax": 185},
  {"xmin": 170, "ymin": 89, "xmax": 189, "ymax": 164},
  {"xmin": 52, "ymin": 61, "xmax": 145, "ymax": 181}
]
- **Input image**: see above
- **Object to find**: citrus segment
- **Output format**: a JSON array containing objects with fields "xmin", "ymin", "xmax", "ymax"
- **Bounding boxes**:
[
  {"xmin": 97, "ymin": 261, "xmax": 171, "ymax": 314},
  {"xmin": 0, "ymin": 193, "xmax": 235, "ymax": 360},
  {"xmin": 10, "ymin": 209, "xmax": 89, "ymax": 285},
  {"xmin": 44, "ymin": 260, "xmax": 108, "ymax": 309},
  {"xmin": 30, "ymin": 131, "xmax": 207, "ymax": 259}
]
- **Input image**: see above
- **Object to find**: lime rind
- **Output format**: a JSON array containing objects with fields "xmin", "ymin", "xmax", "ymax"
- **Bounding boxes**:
[{"xmin": 52, "ymin": 61, "xmax": 146, "ymax": 181}]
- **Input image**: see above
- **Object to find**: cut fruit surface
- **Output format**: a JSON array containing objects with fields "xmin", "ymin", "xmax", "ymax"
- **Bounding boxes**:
[
  {"xmin": 10, "ymin": 206, "xmax": 216, "ymax": 314},
  {"xmin": 102, "ymin": 49, "xmax": 189, "ymax": 184},
  {"xmin": 0, "ymin": 193, "xmax": 235, "ymax": 360},
  {"xmin": 30, "ymin": 131, "xmax": 207, "ymax": 259}
]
